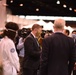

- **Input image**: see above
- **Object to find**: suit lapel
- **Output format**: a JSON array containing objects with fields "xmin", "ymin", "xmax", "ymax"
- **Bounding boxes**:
[{"xmin": 30, "ymin": 34, "xmax": 40, "ymax": 47}]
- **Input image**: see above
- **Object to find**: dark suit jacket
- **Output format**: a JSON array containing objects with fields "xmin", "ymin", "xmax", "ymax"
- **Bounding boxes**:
[
  {"xmin": 23, "ymin": 33, "xmax": 41, "ymax": 69},
  {"xmin": 40, "ymin": 32, "xmax": 76, "ymax": 75}
]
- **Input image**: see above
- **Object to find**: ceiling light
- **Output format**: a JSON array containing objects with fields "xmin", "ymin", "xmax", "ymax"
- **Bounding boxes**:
[
  {"xmin": 74, "ymin": 9, "xmax": 76, "ymax": 12},
  {"xmin": 36, "ymin": 8, "xmax": 39, "ymax": 11},
  {"xmin": 26, "ymin": 15, "xmax": 76, "ymax": 21},
  {"xmin": 56, "ymin": 0, "xmax": 60, "ymax": 4},
  {"xmin": 69, "ymin": 7, "xmax": 72, "ymax": 11},
  {"xmin": 63, "ymin": 4, "xmax": 67, "ymax": 8},
  {"xmin": 19, "ymin": 15, "xmax": 25, "ymax": 18},
  {"xmin": 20, "ymin": 4, "xmax": 23, "ymax": 6},
  {"xmin": 10, "ymin": 0, "xmax": 13, "ymax": 3}
]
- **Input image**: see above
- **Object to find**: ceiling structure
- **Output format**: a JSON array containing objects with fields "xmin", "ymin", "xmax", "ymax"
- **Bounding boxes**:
[{"xmin": 6, "ymin": 0, "xmax": 76, "ymax": 17}]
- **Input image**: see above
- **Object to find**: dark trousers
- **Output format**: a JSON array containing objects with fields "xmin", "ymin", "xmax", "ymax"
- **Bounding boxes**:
[
  {"xmin": 23, "ymin": 68, "xmax": 37, "ymax": 75},
  {"xmin": 19, "ymin": 56, "xmax": 24, "ymax": 75}
]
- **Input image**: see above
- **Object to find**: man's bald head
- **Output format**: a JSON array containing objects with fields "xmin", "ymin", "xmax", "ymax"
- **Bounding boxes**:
[{"xmin": 54, "ymin": 18, "xmax": 65, "ymax": 30}]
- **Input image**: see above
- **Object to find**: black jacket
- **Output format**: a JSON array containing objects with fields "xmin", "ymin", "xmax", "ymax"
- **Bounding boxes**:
[
  {"xmin": 23, "ymin": 33, "xmax": 41, "ymax": 69},
  {"xmin": 40, "ymin": 32, "xmax": 76, "ymax": 75}
]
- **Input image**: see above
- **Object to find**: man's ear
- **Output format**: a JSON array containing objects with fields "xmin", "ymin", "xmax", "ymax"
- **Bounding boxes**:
[{"xmin": 53, "ymin": 26, "xmax": 55, "ymax": 29}]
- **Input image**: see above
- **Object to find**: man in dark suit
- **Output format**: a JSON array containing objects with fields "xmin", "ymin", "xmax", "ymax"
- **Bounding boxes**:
[
  {"xmin": 22, "ymin": 24, "xmax": 43, "ymax": 75},
  {"xmin": 40, "ymin": 18, "xmax": 76, "ymax": 75}
]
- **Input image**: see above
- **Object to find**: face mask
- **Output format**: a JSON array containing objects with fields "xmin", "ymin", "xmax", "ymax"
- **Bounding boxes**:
[{"xmin": 72, "ymin": 34, "xmax": 76, "ymax": 39}]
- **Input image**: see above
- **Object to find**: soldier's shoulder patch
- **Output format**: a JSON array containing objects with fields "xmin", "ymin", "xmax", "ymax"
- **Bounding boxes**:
[{"xmin": 10, "ymin": 48, "xmax": 15, "ymax": 53}]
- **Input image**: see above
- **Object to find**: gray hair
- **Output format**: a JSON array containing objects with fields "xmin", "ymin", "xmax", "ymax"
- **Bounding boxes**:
[{"xmin": 54, "ymin": 18, "xmax": 65, "ymax": 29}]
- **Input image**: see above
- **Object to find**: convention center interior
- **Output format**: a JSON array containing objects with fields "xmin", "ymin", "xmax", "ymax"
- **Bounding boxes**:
[
  {"xmin": 0, "ymin": 0, "xmax": 76, "ymax": 33},
  {"xmin": 0, "ymin": 0, "xmax": 76, "ymax": 75}
]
